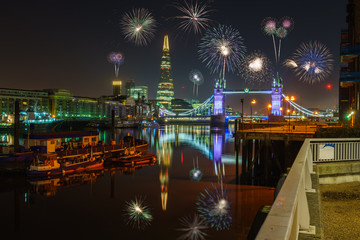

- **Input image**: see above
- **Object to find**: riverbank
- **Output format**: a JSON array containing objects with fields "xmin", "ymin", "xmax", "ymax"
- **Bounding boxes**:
[{"xmin": 320, "ymin": 182, "xmax": 360, "ymax": 240}]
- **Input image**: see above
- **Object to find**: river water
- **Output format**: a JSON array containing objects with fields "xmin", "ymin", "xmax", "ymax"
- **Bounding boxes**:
[{"xmin": 0, "ymin": 124, "xmax": 274, "ymax": 240}]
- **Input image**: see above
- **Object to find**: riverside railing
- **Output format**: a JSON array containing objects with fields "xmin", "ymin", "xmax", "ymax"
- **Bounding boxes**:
[{"xmin": 256, "ymin": 138, "xmax": 360, "ymax": 240}]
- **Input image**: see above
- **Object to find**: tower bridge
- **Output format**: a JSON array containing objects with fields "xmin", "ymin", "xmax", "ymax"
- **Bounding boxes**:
[
  {"xmin": 154, "ymin": 35, "xmax": 328, "ymax": 123},
  {"xmin": 158, "ymin": 73, "xmax": 327, "ymax": 121}
]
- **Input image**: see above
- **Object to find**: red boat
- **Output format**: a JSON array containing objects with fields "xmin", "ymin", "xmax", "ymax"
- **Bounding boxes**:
[{"xmin": 109, "ymin": 154, "xmax": 157, "ymax": 166}]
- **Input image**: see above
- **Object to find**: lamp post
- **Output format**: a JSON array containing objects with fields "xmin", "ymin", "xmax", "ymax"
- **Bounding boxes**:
[
  {"xmin": 287, "ymin": 109, "xmax": 291, "ymax": 132},
  {"xmin": 241, "ymin": 98, "xmax": 244, "ymax": 123},
  {"xmin": 285, "ymin": 96, "xmax": 295, "ymax": 132},
  {"xmin": 251, "ymin": 99, "xmax": 256, "ymax": 122},
  {"xmin": 267, "ymin": 104, "xmax": 272, "ymax": 123}
]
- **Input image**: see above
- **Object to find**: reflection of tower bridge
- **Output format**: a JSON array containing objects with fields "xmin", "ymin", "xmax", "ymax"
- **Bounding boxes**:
[{"xmin": 159, "ymin": 75, "xmax": 326, "ymax": 119}]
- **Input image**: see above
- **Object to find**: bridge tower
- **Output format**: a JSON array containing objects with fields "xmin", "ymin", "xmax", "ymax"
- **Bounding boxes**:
[
  {"xmin": 211, "ymin": 78, "xmax": 227, "ymax": 127},
  {"xmin": 271, "ymin": 73, "xmax": 283, "ymax": 116}
]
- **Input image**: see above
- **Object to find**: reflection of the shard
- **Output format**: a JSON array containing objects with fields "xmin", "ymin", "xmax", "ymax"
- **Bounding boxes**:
[
  {"xmin": 157, "ymin": 129, "xmax": 173, "ymax": 211},
  {"xmin": 155, "ymin": 126, "xmax": 233, "ymax": 212},
  {"xmin": 177, "ymin": 214, "xmax": 208, "ymax": 240}
]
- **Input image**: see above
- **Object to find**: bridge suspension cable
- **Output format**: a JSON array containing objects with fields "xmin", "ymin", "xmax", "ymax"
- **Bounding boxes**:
[
  {"xmin": 282, "ymin": 94, "xmax": 326, "ymax": 117},
  {"xmin": 158, "ymin": 95, "xmax": 214, "ymax": 117}
]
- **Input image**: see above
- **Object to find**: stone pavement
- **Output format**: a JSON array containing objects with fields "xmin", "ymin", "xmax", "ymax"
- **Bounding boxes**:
[{"xmin": 320, "ymin": 182, "xmax": 360, "ymax": 240}]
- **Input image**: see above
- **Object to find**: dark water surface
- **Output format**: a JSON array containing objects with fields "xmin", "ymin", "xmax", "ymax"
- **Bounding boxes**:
[{"xmin": 0, "ymin": 125, "xmax": 274, "ymax": 240}]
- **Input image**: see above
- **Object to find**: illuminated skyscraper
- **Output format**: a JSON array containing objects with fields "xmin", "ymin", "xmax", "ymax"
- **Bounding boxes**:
[
  {"xmin": 156, "ymin": 35, "xmax": 174, "ymax": 109},
  {"xmin": 112, "ymin": 80, "xmax": 122, "ymax": 96}
]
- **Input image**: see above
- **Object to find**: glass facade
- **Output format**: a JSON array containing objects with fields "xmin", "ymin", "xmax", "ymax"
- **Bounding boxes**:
[
  {"xmin": 0, "ymin": 88, "xmax": 125, "ymax": 121},
  {"xmin": 130, "ymin": 86, "xmax": 148, "ymax": 101},
  {"xmin": 156, "ymin": 35, "xmax": 174, "ymax": 109},
  {"xmin": 112, "ymin": 81, "xmax": 122, "ymax": 97},
  {"xmin": 339, "ymin": 0, "xmax": 360, "ymax": 123}
]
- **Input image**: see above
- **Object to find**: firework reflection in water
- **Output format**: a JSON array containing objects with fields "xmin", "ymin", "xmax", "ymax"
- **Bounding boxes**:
[
  {"xmin": 196, "ymin": 183, "xmax": 232, "ymax": 231},
  {"xmin": 177, "ymin": 214, "xmax": 208, "ymax": 240},
  {"xmin": 189, "ymin": 157, "xmax": 203, "ymax": 181},
  {"xmin": 124, "ymin": 196, "xmax": 153, "ymax": 229}
]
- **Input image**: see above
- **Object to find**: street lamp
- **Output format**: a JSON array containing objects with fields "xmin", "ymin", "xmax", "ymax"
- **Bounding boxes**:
[
  {"xmin": 287, "ymin": 109, "xmax": 291, "ymax": 132},
  {"xmin": 267, "ymin": 104, "xmax": 272, "ymax": 123},
  {"xmin": 285, "ymin": 96, "xmax": 295, "ymax": 131},
  {"xmin": 251, "ymin": 99, "xmax": 256, "ymax": 122}
]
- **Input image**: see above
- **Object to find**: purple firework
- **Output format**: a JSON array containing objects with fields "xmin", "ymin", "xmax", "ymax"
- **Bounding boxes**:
[{"xmin": 108, "ymin": 52, "xmax": 124, "ymax": 78}]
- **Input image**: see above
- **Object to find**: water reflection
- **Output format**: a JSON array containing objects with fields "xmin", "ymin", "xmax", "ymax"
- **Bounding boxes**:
[
  {"xmin": 124, "ymin": 196, "xmax": 153, "ymax": 230},
  {"xmin": 0, "ymin": 125, "xmax": 275, "ymax": 239},
  {"xmin": 197, "ymin": 183, "xmax": 232, "ymax": 231},
  {"xmin": 27, "ymin": 169, "xmax": 104, "ymax": 198},
  {"xmin": 178, "ymin": 214, "xmax": 208, "ymax": 240}
]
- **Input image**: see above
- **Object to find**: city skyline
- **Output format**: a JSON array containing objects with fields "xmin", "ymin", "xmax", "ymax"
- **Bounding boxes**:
[{"xmin": 1, "ymin": 0, "xmax": 346, "ymax": 112}]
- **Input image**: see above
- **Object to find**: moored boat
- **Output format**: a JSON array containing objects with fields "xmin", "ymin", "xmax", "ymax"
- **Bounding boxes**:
[
  {"xmin": 26, "ymin": 153, "xmax": 104, "ymax": 177},
  {"xmin": 0, "ymin": 131, "xmax": 148, "ymax": 170},
  {"xmin": 109, "ymin": 153, "xmax": 157, "ymax": 166}
]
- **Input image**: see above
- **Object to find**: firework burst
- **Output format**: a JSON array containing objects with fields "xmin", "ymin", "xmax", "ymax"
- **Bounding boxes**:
[
  {"xmin": 124, "ymin": 196, "xmax": 153, "ymax": 229},
  {"xmin": 261, "ymin": 17, "xmax": 294, "ymax": 64},
  {"xmin": 261, "ymin": 17, "xmax": 277, "ymax": 36},
  {"xmin": 285, "ymin": 41, "xmax": 333, "ymax": 84},
  {"xmin": 189, "ymin": 70, "xmax": 204, "ymax": 96},
  {"xmin": 108, "ymin": 52, "xmax": 124, "ymax": 78},
  {"xmin": 196, "ymin": 184, "xmax": 232, "ymax": 231},
  {"xmin": 239, "ymin": 51, "xmax": 273, "ymax": 85},
  {"xmin": 173, "ymin": 0, "xmax": 213, "ymax": 35},
  {"xmin": 120, "ymin": 8, "xmax": 156, "ymax": 46},
  {"xmin": 198, "ymin": 25, "xmax": 246, "ymax": 75},
  {"xmin": 177, "ymin": 214, "xmax": 208, "ymax": 240},
  {"xmin": 279, "ymin": 16, "xmax": 294, "ymax": 31}
]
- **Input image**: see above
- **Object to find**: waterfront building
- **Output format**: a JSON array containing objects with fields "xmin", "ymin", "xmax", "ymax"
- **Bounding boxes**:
[
  {"xmin": 125, "ymin": 80, "xmax": 135, "ymax": 97},
  {"xmin": 339, "ymin": 0, "xmax": 360, "ymax": 124},
  {"xmin": 45, "ymin": 89, "xmax": 74, "ymax": 118},
  {"xmin": 98, "ymin": 96, "xmax": 125, "ymax": 119},
  {"xmin": 72, "ymin": 96, "xmax": 99, "ymax": 118},
  {"xmin": 112, "ymin": 80, "xmax": 122, "ymax": 97},
  {"xmin": 0, "ymin": 88, "xmax": 49, "ymax": 116},
  {"xmin": 156, "ymin": 35, "xmax": 174, "ymax": 109},
  {"xmin": 130, "ymin": 86, "xmax": 148, "ymax": 101},
  {"xmin": 0, "ymin": 87, "xmax": 130, "ymax": 121}
]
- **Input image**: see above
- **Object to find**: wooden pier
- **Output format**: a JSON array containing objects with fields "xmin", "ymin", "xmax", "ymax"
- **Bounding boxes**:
[{"xmin": 234, "ymin": 121, "xmax": 318, "ymax": 186}]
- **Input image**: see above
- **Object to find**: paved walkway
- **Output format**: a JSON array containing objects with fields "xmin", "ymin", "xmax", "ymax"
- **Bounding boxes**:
[{"xmin": 320, "ymin": 182, "xmax": 360, "ymax": 240}]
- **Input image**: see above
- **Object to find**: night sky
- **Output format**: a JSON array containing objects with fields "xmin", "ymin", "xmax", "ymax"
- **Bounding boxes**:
[{"xmin": 1, "ymin": 0, "xmax": 347, "ymax": 113}]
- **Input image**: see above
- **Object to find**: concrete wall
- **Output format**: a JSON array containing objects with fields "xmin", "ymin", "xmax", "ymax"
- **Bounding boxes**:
[{"xmin": 316, "ymin": 161, "xmax": 360, "ymax": 184}]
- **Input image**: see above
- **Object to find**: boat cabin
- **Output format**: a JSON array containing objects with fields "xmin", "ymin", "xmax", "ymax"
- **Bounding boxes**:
[{"xmin": 24, "ymin": 131, "xmax": 99, "ymax": 154}]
